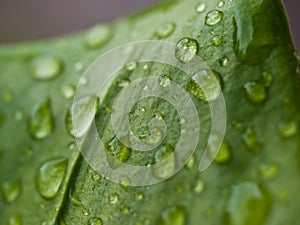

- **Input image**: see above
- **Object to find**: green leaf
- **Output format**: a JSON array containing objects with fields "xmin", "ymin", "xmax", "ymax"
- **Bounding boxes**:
[{"xmin": 0, "ymin": 0, "xmax": 299, "ymax": 225}]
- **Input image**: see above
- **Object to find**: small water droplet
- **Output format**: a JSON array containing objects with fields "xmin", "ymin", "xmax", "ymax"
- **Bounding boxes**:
[
  {"xmin": 244, "ymin": 81, "xmax": 267, "ymax": 104},
  {"xmin": 220, "ymin": 56, "xmax": 229, "ymax": 66},
  {"xmin": 91, "ymin": 171, "xmax": 101, "ymax": 181},
  {"xmin": 119, "ymin": 176, "xmax": 131, "ymax": 189},
  {"xmin": 36, "ymin": 158, "xmax": 68, "ymax": 199},
  {"xmin": 217, "ymin": 0, "xmax": 225, "ymax": 7},
  {"xmin": 61, "ymin": 85, "xmax": 75, "ymax": 100},
  {"xmin": 3, "ymin": 89, "xmax": 14, "ymax": 103},
  {"xmin": 262, "ymin": 72, "xmax": 273, "ymax": 87},
  {"xmin": 28, "ymin": 98, "xmax": 54, "ymax": 139},
  {"xmin": 175, "ymin": 38, "xmax": 198, "ymax": 63},
  {"xmin": 30, "ymin": 55, "xmax": 62, "ymax": 80},
  {"xmin": 159, "ymin": 76, "xmax": 171, "ymax": 87},
  {"xmin": 139, "ymin": 128, "xmax": 164, "ymax": 145},
  {"xmin": 143, "ymin": 64, "xmax": 149, "ymax": 70},
  {"xmin": 14, "ymin": 110, "xmax": 24, "ymax": 121},
  {"xmin": 136, "ymin": 191, "xmax": 144, "ymax": 201},
  {"xmin": 88, "ymin": 217, "xmax": 103, "ymax": 225},
  {"xmin": 152, "ymin": 144, "xmax": 175, "ymax": 179},
  {"xmin": 7, "ymin": 214, "xmax": 22, "ymax": 225},
  {"xmin": 156, "ymin": 206, "xmax": 186, "ymax": 225},
  {"xmin": 79, "ymin": 77, "xmax": 88, "ymax": 86},
  {"xmin": 83, "ymin": 25, "xmax": 112, "ymax": 49},
  {"xmin": 0, "ymin": 179, "xmax": 22, "ymax": 203},
  {"xmin": 242, "ymin": 127, "xmax": 261, "ymax": 153},
  {"xmin": 155, "ymin": 22, "xmax": 176, "ymax": 39},
  {"xmin": 74, "ymin": 61, "xmax": 84, "ymax": 72},
  {"xmin": 120, "ymin": 205, "xmax": 130, "ymax": 214},
  {"xmin": 125, "ymin": 62, "xmax": 137, "ymax": 71},
  {"xmin": 277, "ymin": 121, "xmax": 298, "ymax": 138},
  {"xmin": 258, "ymin": 162, "xmax": 279, "ymax": 180},
  {"xmin": 185, "ymin": 155, "xmax": 195, "ymax": 169},
  {"xmin": 214, "ymin": 141, "xmax": 231, "ymax": 163},
  {"xmin": 117, "ymin": 78, "xmax": 130, "ymax": 88},
  {"xmin": 193, "ymin": 177, "xmax": 205, "ymax": 194},
  {"xmin": 109, "ymin": 193, "xmax": 119, "ymax": 204},
  {"xmin": 205, "ymin": 10, "xmax": 223, "ymax": 26},
  {"xmin": 223, "ymin": 182, "xmax": 271, "ymax": 225},
  {"xmin": 195, "ymin": 3, "xmax": 206, "ymax": 13},
  {"xmin": 211, "ymin": 35, "xmax": 223, "ymax": 46}
]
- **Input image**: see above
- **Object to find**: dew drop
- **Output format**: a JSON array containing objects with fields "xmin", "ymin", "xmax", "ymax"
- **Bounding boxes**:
[
  {"xmin": 195, "ymin": 3, "xmax": 206, "ymax": 13},
  {"xmin": 7, "ymin": 214, "xmax": 22, "ymax": 225},
  {"xmin": 211, "ymin": 35, "xmax": 223, "ymax": 46},
  {"xmin": 155, "ymin": 22, "xmax": 176, "ymax": 39},
  {"xmin": 214, "ymin": 141, "xmax": 231, "ymax": 163},
  {"xmin": 262, "ymin": 72, "xmax": 273, "ymax": 87},
  {"xmin": 105, "ymin": 135, "xmax": 131, "ymax": 166},
  {"xmin": 277, "ymin": 121, "xmax": 298, "ymax": 138},
  {"xmin": 119, "ymin": 176, "xmax": 131, "ymax": 189},
  {"xmin": 258, "ymin": 163, "xmax": 279, "ymax": 180},
  {"xmin": 91, "ymin": 171, "xmax": 101, "ymax": 182},
  {"xmin": 14, "ymin": 110, "xmax": 24, "ymax": 121},
  {"xmin": 89, "ymin": 218, "xmax": 102, "ymax": 225},
  {"xmin": 74, "ymin": 61, "xmax": 84, "ymax": 72},
  {"xmin": 193, "ymin": 177, "xmax": 205, "ymax": 194},
  {"xmin": 159, "ymin": 76, "xmax": 172, "ymax": 87},
  {"xmin": 36, "ymin": 158, "xmax": 68, "ymax": 199},
  {"xmin": 28, "ymin": 98, "xmax": 54, "ymax": 139},
  {"xmin": 61, "ymin": 85, "xmax": 75, "ymax": 100},
  {"xmin": 217, "ymin": 1, "xmax": 225, "ymax": 7},
  {"xmin": 244, "ymin": 81, "xmax": 267, "ymax": 104},
  {"xmin": 30, "ymin": 55, "xmax": 62, "ymax": 80},
  {"xmin": 175, "ymin": 38, "xmax": 198, "ymax": 63},
  {"xmin": 242, "ymin": 127, "xmax": 261, "ymax": 153},
  {"xmin": 3, "ymin": 89, "xmax": 14, "ymax": 103},
  {"xmin": 205, "ymin": 10, "xmax": 223, "ymax": 26},
  {"xmin": 120, "ymin": 205, "xmax": 130, "ymax": 214},
  {"xmin": 0, "ymin": 179, "xmax": 22, "ymax": 203},
  {"xmin": 223, "ymin": 182, "xmax": 271, "ymax": 225},
  {"xmin": 156, "ymin": 205, "xmax": 186, "ymax": 225},
  {"xmin": 125, "ymin": 62, "xmax": 137, "ymax": 71},
  {"xmin": 109, "ymin": 193, "xmax": 119, "ymax": 204},
  {"xmin": 220, "ymin": 56, "xmax": 229, "ymax": 66},
  {"xmin": 152, "ymin": 144, "xmax": 175, "ymax": 179},
  {"xmin": 185, "ymin": 155, "xmax": 195, "ymax": 169},
  {"xmin": 83, "ymin": 25, "xmax": 112, "ymax": 49},
  {"xmin": 136, "ymin": 191, "xmax": 144, "ymax": 201}
]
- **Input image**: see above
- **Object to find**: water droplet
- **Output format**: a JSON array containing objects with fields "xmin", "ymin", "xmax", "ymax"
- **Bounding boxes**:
[
  {"xmin": 91, "ymin": 171, "xmax": 101, "ymax": 181},
  {"xmin": 105, "ymin": 135, "xmax": 131, "ymax": 167},
  {"xmin": 205, "ymin": 10, "xmax": 223, "ymax": 26},
  {"xmin": 220, "ymin": 56, "xmax": 229, "ymax": 66},
  {"xmin": 125, "ymin": 61, "xmax": 137, "ymax": 71},
  {"xmin": 71, "ymin": 96, "xmax": 98, "ymax": 137},
  {"xmin": 193, "ymin": 177, "xmax": 205, "ymax": 194},
  {"xmin": 0, "ymin": 179, "xmax": 22, "ymax": 203},
  {"xmin": 61, "ymin": 85, "xmax": 75, "ymax": 99},
  {"xmin": 30, "ymin": 55, "xmax": 62, "ymax": 80},
  {"xmin": 139, "ymin": 128, "xmax": 164, "ymax": 145},
  {"xmin": 211, "ymin": 35, "xmax": 223, "ymax": 46},
  {"xmin": 223, "ymin": 182, "xmax": 271, "ymax": 225},
  {"xmin": 159, "ymin": 76, "xmax": 172, "ymax": 87},
  {"xmin": 155, "ymin": 22, "xmax": 176, "ymax": 39},
  {"xmin": 36, "ymin": 158, "xmax": 68, "ymax": 199},
  {"xmin": 152, "ymin": 144, "xmax": 175, "ymax": 179},
  {"xmin": 156, "ymin": 206, "xmax": 186, "ymax": 225},
  {"xmin": 136, "ymin": 191, "xmax": 144, "ymax": 201},
  {"xmin": 120, "ymin": 205, "xmax": 130, "ymax": 214},
  {"xmin": 109, "ymin": 193, "xmax": 119, "ymax": 204},
  {"xmin": 28, "ymin": 98, "xmax": 54, "ymax": 139},
  {"xmin": 242, "ymin": 127, "xmax": 261, "ymax": 153},
  {"xmin": 3, "ymin": 89, "xmax": 14, "ymax": 103},
  {"xmin": 214, "ymin": 141, "xmax": 231, "ymax": 163},
  {"xmin": 117, "ymin": 78, "xmax": 130, "ymax": 88},
  {"xmin": 83, "ymin": 25, "xmax": 112, "ymax": 49},
  {"xmin": 175, "ymin": 38, "xmax": 198, "ymax": 63},
  {"xmin": 277, "ymin": 121, "xmax": 298, "ymax": 138},
  {"xmin": 7, "ymin": 214, "xmax": 22, "ymax": 225},
  {"xmin": 14, "ymin": 110, "xmax": 24, "ymax": 121},
  {"xmin": 262, "ymin": 72, "xmax": 273, "ymax": 87},
  {"xmin": 74, "ymin": 61, "xmax": 84, "ymax": 72},
  {"xmin": 258, "ymin": 163, "xmax": 279, "ymax": 180},
  {"xmin": 244, "ymin": 81, "xmax": 267, "ymax": 104},
  {"xmin": 65, "ymin": 107, "xmax": 74, "ymax": 136},
  {"xmin": 217, "ymin": 0, "xmax": 225, "ymax": 7},
  {"xmin": 85, "ymin": 218, "xmax": 98, "ymax": 225},
  {"xmin": 185, "ymin": 155, "xmax": 195, "ymax": 169},
  {"xmin": 195, "ymin": 3, "xmax": 206, "ymax": 13},
  {"xmin": 119, "ymin": 176, "xmax": 131, "ymax": 189}
]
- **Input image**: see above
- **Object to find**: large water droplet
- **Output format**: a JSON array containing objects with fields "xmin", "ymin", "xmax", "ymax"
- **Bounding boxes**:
[
  {"xmin": 205, "ymin": 10, "xmax": 223, "ymax": 26},
  {"xmin": 83, "ymin": 25, "xmax": 112, "ymax": 49},
  {"xmin": 244, "ymin": 82, "xmax": 267, "ymax": 104},
  {"xmin": 242, "ymin": 127, "xmax": 261, "ymax": 153},
  {"xmin": 223, "ymin": 182, "xmax": 271, "ymax": 225},
  {"xmin": 152, "ymin": 144, "xmax": 175, "ymax": 179},
  {"xmin": 28, "ymin": 98, "xmax": 54, "ymax": 139},
  {"xmin": 30, "ymin": 55, "xmax": 62, "ymax": 80},
  {"xmin": 0, "ymin": 179, "xmax": 22, "ymax": 203},
  {"xmin": 88, "ymin": 217, "xmax": 103, "ymax": 225},
  {"xmin": 277, "ymin": 121, "xmax": 298, "ymax": 138},
  {"xmin": 175, "ymin": 38, "xmax": 198, "ymax": 63},
  {"xmin": 156, "ymin": 205, "xmax": 186, "ymax": 225},
  {"xmin": 258, "ymin": 162, "xmax": 279, "ymax": 180},
  {"xmin": 155, "ymin": 22, "xmax": 176, "ymax": 39},
  {"xmin": 36, "ymin": 158, "xmax": 68, "ymax": 199},
  {"xmin": 7, "ymin": 214, "xmax": 22, "ymax": 225},
  {"xmin": 214, "ymin": 141, "xmax": 231, "ymax": 163},
  {"xmin": 195, "ymin": 3, "xmax": 206, "ymax": 13}
]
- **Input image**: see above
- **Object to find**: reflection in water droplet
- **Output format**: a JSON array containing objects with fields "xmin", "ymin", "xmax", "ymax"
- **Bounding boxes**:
[
  {"xmin": 36, "ymin": 158, "xmax": 68, "ymax": 199},
  {"xmin": 211, "ymin": 35, "xmax": 223, "ymax": 46},
  {"xmin": 155, "ymin": 22, "xmax": 176, "ymax": 39},
  {"xmin": 83, "ymin": 25, "xmax": 112, "ymax": 49},
  {"xmin": 30, "ymin": 55, "xmax": 62, "ymax": 80},
  {"xmin": 74, "ymin": 61, "xmax": 84, "ymax": 72},
  {"xmin": 0, "ymin": 179, "xmax": 22, "ymax": 203},
  {"xmin": 28, "ymin": 98, "xmax": 54, "ymax": 139},
  {"xmin": 88, "ymin": 217, "xmax": 103, "ymax": 225},
  {"xmin": 152, "ymin": 144, "xmax": 175, "ymax": 179},
  {"xmin": 244, "ymin": 81, "xmax": 267, "ymax": 104},
  {"xmin": 223, "ymin": 182, "xmax": 271, "ymax": 225},
  {"xmin": 156, "ymin": 205, "xmax": 186, "ymax": 225},
  {"xmin": 175, "ymin": 38, "xmax": 198, "ymax": 63},
  {"xmin": 7, "ymin": 214, "xmax": 22, "ymax": 225},
  {"xmin": 61, "ymin": 85, "xmax": 75, "ymax": 99},
  {"xmin": 258, "ymin": 163, "xmax": 279, "ymax": 180},
  {"xmin": 205, "ymin": 10, "xmax": 223, "ymax": 26},
  {"xmin": 242, "ymin": 127, "xmax": 261, "ymax": 153},
  {"xmin": 277, "ymin": 121, "xmax": 298, "ymax": 138},
  {"xmin": 195, "ymin": 3, "xmax": 206, "ymax": 13}
]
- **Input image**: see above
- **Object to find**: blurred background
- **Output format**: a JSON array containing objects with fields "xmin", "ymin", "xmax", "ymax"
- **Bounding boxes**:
[{"xmin": 0, "ymin": 0, "xmax": 299, "ymax": 49}]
